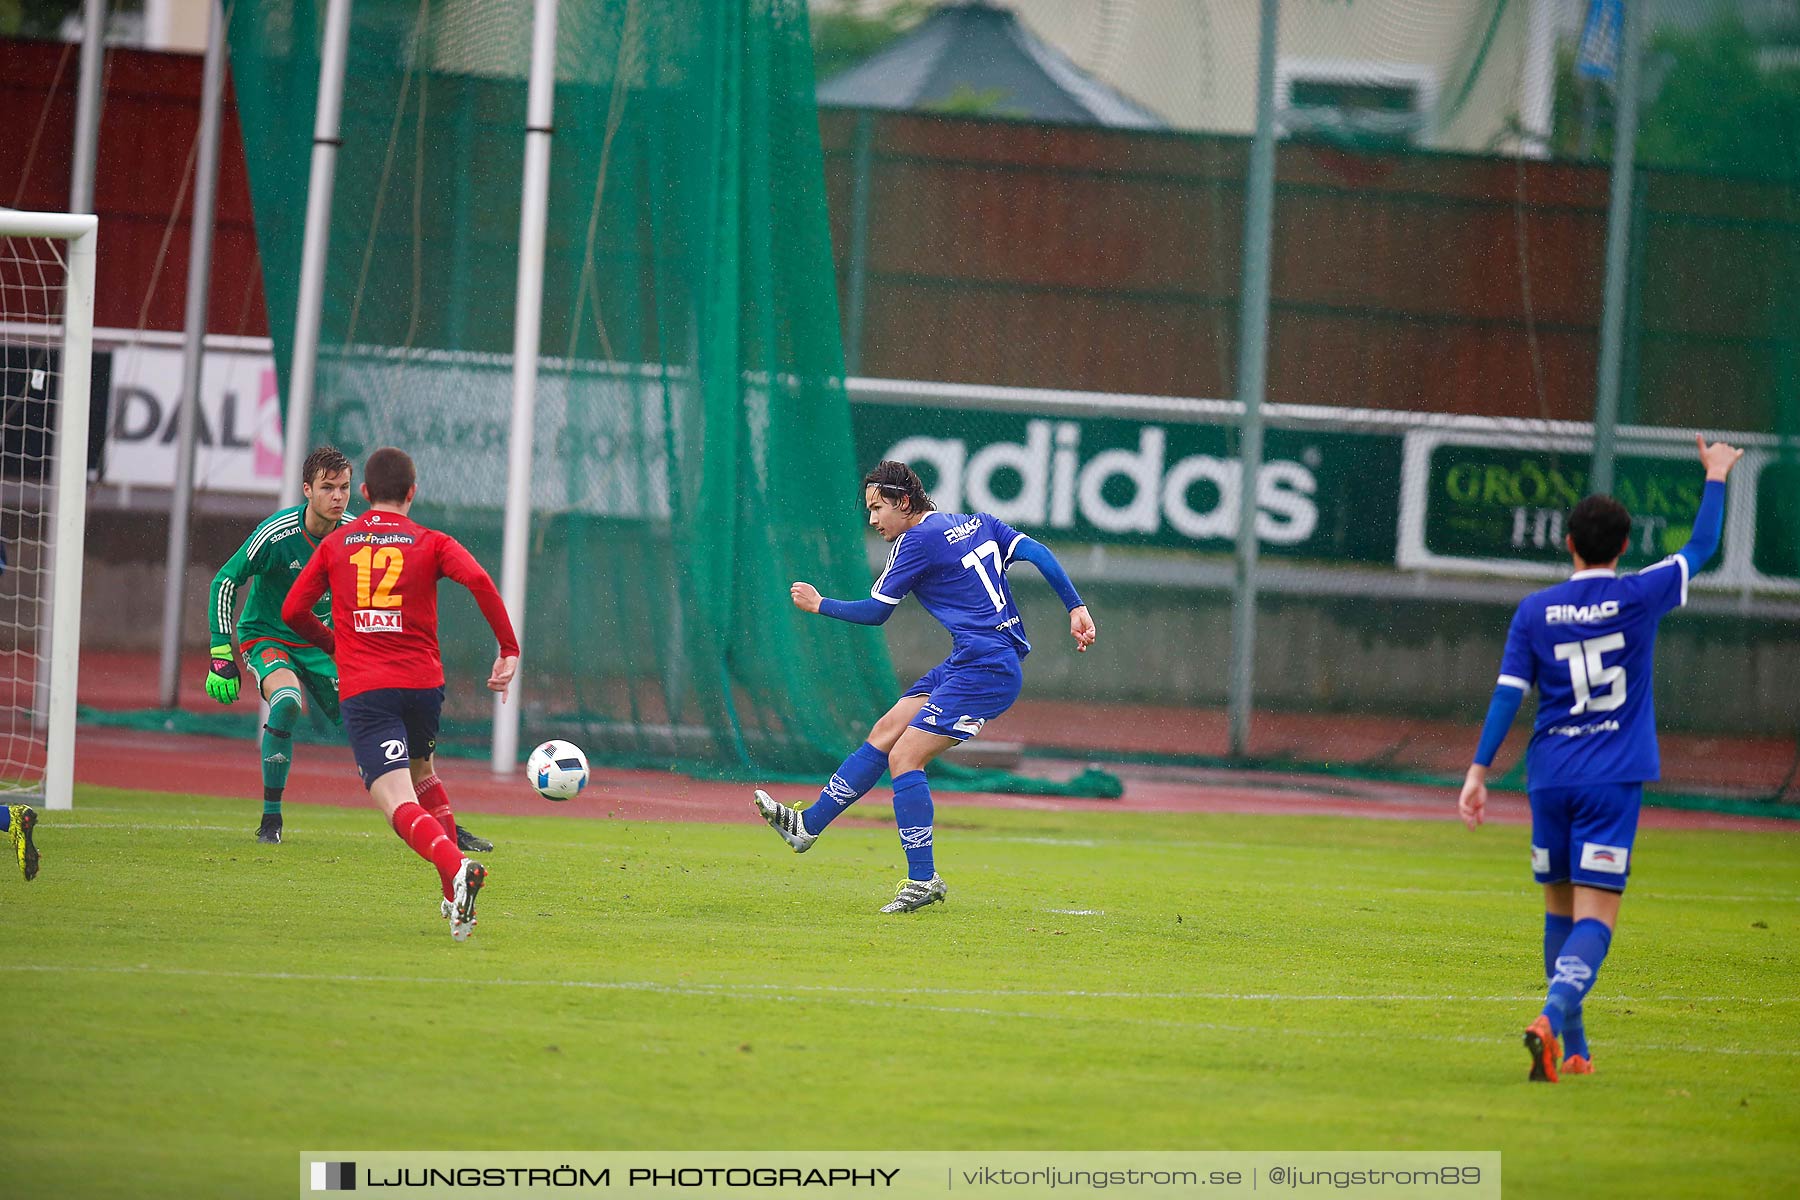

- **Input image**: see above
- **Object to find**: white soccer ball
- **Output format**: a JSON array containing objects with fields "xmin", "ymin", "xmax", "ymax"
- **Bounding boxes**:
[{"xmin": 527, "ymin": 739, "xmax": 590, "ymax": 801}]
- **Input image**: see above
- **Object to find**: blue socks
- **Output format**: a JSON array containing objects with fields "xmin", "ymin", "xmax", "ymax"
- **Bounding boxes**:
[
  {"xmin": 798, "ymin": 747, "xmax": 938, "ymax": 882},
  {"xmin": 890, "ymin": 769, "xmax": 935, "ymax": 881},
  {"xmin": 1544, "ymin": 912, "xmax": 1588, "ymax": 1059},
  {"xmin": 801, "ymin": 742, "xmax": 888, "ymax": 836},
  {"xmin": 1562, "ymin": 1013, "xmax": 1590, "ymax": 1062},
  {"xmin": 1543, "ymin": 917, "xmax": 1613, "ymax": 1038},
  {"xmin": 0, "ymin": 806, "xmax": 8, "ymax": 832}
]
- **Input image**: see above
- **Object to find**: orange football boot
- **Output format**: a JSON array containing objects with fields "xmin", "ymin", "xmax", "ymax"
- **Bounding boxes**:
[{"xmin": 1524, "ymin": 1015, "xmax": 1561, "ymax": 1082}]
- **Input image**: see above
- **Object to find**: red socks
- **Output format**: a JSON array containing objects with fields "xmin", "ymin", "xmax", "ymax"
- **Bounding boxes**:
[
  {"xmin": 416, "ymin": 774, "xmax": 457, "ymax": 852},
  {"xmin": 392, "ymin": 800, "xmax": 462, "ymax": 899}
]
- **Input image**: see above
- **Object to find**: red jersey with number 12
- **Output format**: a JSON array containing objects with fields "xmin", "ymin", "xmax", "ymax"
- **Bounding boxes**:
[{"xmin": 282, "ymin": 509, "xmax": 519, "ymax": 699}]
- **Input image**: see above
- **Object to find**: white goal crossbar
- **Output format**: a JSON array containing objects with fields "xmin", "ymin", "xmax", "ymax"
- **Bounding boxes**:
[{"xmin": 1, "ymin": 210, "xmax": 97, "ymax": 810}]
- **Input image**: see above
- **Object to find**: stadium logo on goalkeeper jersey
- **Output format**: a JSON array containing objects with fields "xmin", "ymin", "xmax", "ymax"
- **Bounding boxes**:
[
  {"xmin": 354, "ymin": 610, "xmax": 404, "ymax": 633},
  {"xmin": 883, "ymin": 419, "xmax": 1318, "ymax": 545}
]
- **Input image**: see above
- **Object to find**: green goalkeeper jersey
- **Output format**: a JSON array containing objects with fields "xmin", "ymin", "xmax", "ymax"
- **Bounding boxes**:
[{"xmin": 209, "ymin": 503, "xmax": 351, "ymax": 647}]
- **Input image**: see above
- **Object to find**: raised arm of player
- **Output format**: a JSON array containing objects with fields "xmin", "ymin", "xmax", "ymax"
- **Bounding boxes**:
[
  {"xmin": 282, "ymin": 551, "xmax": 336, "ymax": 657},
  {"xmin": 203, "ymin": 532, "xmax": 260, "ymax": 703},
  {"xmin": 438, "ymin": 536, "xmax": 521, "ymax": 695},
  {"xmin": 1011, "ymin": 536, "xmax": 1096, "ymax": 652},
  {"xmin": 1672, "ymin": 437, "xmax": 1742, "ymax": 577}
]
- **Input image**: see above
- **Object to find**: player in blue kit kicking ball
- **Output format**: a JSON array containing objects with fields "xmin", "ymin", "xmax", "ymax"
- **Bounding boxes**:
[
  {"xmin": 1458, "ymin": 436, "xmax": 1744, "ymax": 1081},
  {"xmin": 754, "ymin": 461, "xmax": 1097, "ymax": 913}
]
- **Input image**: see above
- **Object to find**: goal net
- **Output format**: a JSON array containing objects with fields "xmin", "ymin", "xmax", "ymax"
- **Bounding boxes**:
[{"xmin": 0, "ymin": 211, "xmax": 97, "ymax": 811}]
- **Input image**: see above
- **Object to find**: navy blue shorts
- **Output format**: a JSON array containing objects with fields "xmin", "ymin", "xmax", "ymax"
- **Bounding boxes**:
[
  {"xmin": 903, "ymin": 651, "xmax": 1023, "ymax": 742},
  {"xmin": 341, "ymin": 686, "xmax": 444, "ymax": 788},
  {"xmin": 1529, "ymin": 781, "xmax": 1643, "ymax": 892}
]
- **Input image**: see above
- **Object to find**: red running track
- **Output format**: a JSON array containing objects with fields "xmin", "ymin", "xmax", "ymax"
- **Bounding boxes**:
[
  {"xmin": 60, "ymin": 648, "xmax": 1800, "ymax": 800},
  {"xmin": 72, "ymin": 724, "xmax": 1797, "ymax": 835}
]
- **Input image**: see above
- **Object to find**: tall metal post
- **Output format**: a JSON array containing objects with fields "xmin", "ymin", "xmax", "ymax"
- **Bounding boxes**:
[
  {"xmin": 844, "ymin": 111, "xmax": 876, "ymax": 376},
  {"xmin": 41, "ymin": 213, "xmax": 99, "ymax": 811},
  {"xmin": 1589, "ymin": 0, "xmax": 1645, "ymax": 497},
  {"xmin": 157, "ymin": 0, "xmax": 228, "ymax": 707},
  {"xmin": 491, "ymin": 0, "xmax": 561, "ymax": 774},
  {"xmin": 280, "ymin": 0, "xmax": 354, "ymax": 505},
  {"xmin": 1227, "ymin": 0, "xmax": 1279, "ymax": 759},
  {"xmin": 69, "ymin": 1, "xmax": 106, "ymax": 213}
]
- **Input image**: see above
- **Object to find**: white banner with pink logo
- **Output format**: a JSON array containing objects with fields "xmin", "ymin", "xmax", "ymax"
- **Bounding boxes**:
[{"xmin": 101, "ymin": 334, "xmax": 284, "ymax": 494}]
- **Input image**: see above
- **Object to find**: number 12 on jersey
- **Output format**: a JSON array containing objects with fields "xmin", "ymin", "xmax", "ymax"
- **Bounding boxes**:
[{"xmin": 350, "ymin": 545, "xmax": 405, "ymax": 609}]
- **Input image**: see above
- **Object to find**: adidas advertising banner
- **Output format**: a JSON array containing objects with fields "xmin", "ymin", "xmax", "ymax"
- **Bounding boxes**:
[
  {"xmin": 298, "ymin": 1151, "xmax": 1501, "ymax": 1198},
  {"xmin": 849, "ymin": 404, "xmax": 1403, "ymax": 562}
]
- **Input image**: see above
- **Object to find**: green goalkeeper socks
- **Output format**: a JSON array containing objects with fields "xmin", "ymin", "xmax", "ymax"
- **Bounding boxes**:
[{"xmin": 261, "ymin": 686, "xmax": 302, "ymax": 806}]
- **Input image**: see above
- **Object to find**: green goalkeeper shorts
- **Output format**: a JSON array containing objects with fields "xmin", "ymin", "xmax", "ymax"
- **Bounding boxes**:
[{"xmin": 240, "ymin": 636, "xmax": 341, "ymax": 726}]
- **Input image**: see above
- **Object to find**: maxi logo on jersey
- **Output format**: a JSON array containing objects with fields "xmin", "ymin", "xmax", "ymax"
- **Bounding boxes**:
[{"xmin": 354, "ymin": 610, "xmax": 404, "ymax": 633}]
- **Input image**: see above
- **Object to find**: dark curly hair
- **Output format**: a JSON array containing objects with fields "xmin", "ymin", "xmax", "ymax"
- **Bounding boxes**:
[
  {"xmin": 862, "ymin": 460, "xmax": 935, "ymax": 514},
  {"xmin": 301, "ymin": 445, "xmax": 352, "ymax": 488}
]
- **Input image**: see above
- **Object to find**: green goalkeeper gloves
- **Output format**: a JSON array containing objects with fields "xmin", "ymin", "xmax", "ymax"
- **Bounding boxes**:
[{"xmin": 205, "ymin": 645, "xmax": 241, "ymax": 704}]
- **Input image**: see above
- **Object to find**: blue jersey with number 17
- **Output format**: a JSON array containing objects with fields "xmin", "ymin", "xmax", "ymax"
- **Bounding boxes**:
[
  {"xmin": 1498, "ymin": 557, "xmax": 1690, "ymax": 788},
  {"xmin": 871, "ymin": 511, "xmax": 1031, "ymax": 658}
]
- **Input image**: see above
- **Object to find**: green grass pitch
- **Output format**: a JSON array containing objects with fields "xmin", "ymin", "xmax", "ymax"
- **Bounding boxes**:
[{"xmin": 10, "ymin": 787, "xmax": 1798, "ymax": 1198}]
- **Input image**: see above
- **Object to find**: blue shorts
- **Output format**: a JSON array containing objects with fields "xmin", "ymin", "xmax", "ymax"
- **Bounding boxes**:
[
  {"xmin": 1529, "ymin": 782, "xmax": 1643, "ymax": 893},
  {"xmin": 340, "ymin": 686, "xmax": 444, "ymax": 788},
  {"xmin": 903, "ymin": 651, "xmax": 1023, "ymax": 742}
]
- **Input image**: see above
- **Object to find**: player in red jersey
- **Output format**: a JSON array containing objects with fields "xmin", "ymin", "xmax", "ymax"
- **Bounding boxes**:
[{"xmin": 283, "ymin": 447, "xmax": 520, "ymax": 941}]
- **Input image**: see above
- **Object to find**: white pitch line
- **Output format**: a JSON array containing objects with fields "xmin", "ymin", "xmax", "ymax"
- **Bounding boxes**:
[
  {"xmin": 4, "ymin": 963, "xmax": 1796, "ymax": 1011},
  {"xmin": 34, "ymin": 822, "xmax": 1800, "ymax": 903},
  {"xmin": 4, "ymin": 964, "xmax": 1796, "ymax": 1058}
]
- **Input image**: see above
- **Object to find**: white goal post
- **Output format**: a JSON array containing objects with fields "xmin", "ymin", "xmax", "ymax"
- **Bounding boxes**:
[{"xmin": 0, "ymin": 210, "xmax": 97, "ymax": 811}]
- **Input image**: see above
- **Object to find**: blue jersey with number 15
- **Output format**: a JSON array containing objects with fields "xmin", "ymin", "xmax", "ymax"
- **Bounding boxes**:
[
  {"xmin": 1498, "ymin": 557, "xmax": 1689, "ymax": 788},
  {"xmin": 870, "ymin": 511, "xmax": 1031, "ymax": 658}
]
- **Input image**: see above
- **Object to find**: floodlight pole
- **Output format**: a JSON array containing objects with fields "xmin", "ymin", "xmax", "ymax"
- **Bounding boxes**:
[
  {"xmin": 844, "ymin": 110, "xmax": 876, "ymax": 376},
  {"xmin": 1227, "ymin": 0, "xmax": 1279, "ymax": 759},
  {"xmin": 280, "ymin": 0, "xmax": 354, "ymax": 506},
  {"xmin": 38, "ymin": 1, "xmax": 104, "ymax": 769},
  {"xmin": 1589, "ymin": 0, "xmax": 1645, "ymax": 497},
  {"xmin": 158, "ymin": 0, "xmax": 228, "ymax": 708},
  {"xmin": 69, "ymin": 1, "xmax": 106, "ymax": 215},
  {"xmin": 1518, "ymin": 0, "xmax": 1558, "ymax": 158},
  {"xmin": 491, "ymin": 0, "xmax": 561, "ymax": 775}
]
